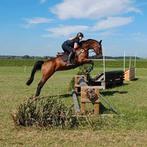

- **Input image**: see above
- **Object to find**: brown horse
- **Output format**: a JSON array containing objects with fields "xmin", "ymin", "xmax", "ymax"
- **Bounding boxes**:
[{"xmin": 26, "ymin": 39, "xmax": 102, "ymax": 96}]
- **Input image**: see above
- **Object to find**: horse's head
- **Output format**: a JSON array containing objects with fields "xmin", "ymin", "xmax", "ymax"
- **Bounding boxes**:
[{"xmin": 80, "ymin": 39, "xmax": 103, "ymax": 58}]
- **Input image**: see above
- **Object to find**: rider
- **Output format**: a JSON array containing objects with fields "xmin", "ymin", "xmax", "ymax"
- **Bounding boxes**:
[{"xmin": 62, "ymin": 32, "xmax": 84, "ymax": 65}]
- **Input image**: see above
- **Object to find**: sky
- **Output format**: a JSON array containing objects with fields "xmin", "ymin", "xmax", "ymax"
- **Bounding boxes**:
[{"xmin": 0, "ymin": 0, "xmax": 147, "ymax": 57}]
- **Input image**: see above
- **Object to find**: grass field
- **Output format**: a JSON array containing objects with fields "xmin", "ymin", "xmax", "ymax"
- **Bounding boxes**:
[{"xmin": 0, "ymin": 59, "xmax": 147, "ymax": 146}]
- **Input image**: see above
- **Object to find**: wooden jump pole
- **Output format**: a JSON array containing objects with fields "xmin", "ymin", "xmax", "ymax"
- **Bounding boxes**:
[
  {"xmin": 103, "ymin": 55, "xmax": 106, "ymax": 81},
  {"xmin": 134, "ymin": 55, "xmax": 137, "ymax": 75},
  {"xmin": 129, "ymin": 56, "xmax": 132, "ymax": 69},
  {"xmin": 102, "ymin": 48, "xmax": 106, "ymax": 89},
  {"xmin": 123, "ymin": 51, "xmax": 126, "ymax": 72},
  {"xmin": 124, "ymin": 53, "xmax": 136, "ymax": 81}
]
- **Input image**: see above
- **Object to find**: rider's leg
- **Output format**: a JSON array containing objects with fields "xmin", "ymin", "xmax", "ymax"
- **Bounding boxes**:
[
  {"xmin": 67, "ymin": 48, "xmax": 75, "ymax": 65},
  {"xmin": 67, "ymin": 51, "xmax": 73, "ymax": 64},
  {"xmin": 62, "ymin": 44, "xmax": 75, "ymax": 65},
  {"xmin": 62, "ymin": 43, "xmax": 70, "ymax": 53}
]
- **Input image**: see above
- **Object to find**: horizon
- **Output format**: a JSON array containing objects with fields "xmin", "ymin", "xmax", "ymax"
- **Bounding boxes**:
[
  {"xmin": 0, "ymin": 0, "xmax": 147, "ymax": 57},
  {"xmin": 0, "ymin": 54, "xmax": 145, "ymax": 59}
]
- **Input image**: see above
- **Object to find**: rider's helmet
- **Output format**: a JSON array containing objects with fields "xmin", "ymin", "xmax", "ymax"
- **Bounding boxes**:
[{"xmin": 77, "ymin": 32, "xmax": 84, "ymax": 39}]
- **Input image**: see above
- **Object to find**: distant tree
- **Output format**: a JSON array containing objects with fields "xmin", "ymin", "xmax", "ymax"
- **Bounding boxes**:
[{"xmin": 23, "ymin": 55, "xmax": 30, "ymax": 59}]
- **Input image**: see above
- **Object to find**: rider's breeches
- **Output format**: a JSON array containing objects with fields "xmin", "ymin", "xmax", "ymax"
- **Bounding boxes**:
[{"xmin": 62, "ymin": 43, "xmax": 73, "ymax": 53}]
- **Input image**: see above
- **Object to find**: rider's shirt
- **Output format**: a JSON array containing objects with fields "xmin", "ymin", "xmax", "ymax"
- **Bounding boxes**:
[{"xmin": 64, "ymin": 38, "xmax": 80, "ymax": 48}]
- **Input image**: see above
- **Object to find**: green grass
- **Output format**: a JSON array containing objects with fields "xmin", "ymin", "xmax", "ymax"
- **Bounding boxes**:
[
  {"xmin": 1, "ymin": 58, "xmax": 147, "ymax": 68},
  {"xmin": 0, "ymin": 59, "xmax": 147, "ymax": 146}
]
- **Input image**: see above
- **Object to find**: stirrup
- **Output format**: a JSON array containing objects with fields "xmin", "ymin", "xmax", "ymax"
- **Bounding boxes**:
[{"xmin": 66, "ymin": 61, "xmax": 74, "ymax": 66}]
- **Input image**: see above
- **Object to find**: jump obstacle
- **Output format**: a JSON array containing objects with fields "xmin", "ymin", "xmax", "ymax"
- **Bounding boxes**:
[
  {"xmin": 72, "ymin": 53, "xmax": 136, "ymax": 114},
  {"xmin": 88, "ymin": 55, "xmax": 124, "ymax": 89},
  {"xmin": 89, "ymin": 70, "xmax": 124, "ymax": 89},
  {"xmin": 124, "ymin": 55, "xmax": 136, "ymax": 81},
  {"xmin": 72, "ymin": 75, "xmax": 119, "ymax": 114},
  {"xmin": 74, "ymin": 75, "xmax": 88, "ymax": 93},
  {"xmin": 87, "ymin": 54, "xmax": 137, "ymax": 89},
  {"xmin": 72, "ymin": 75, "xmax": 100, "ymax": 114},
  {"xmin": 81, "ymin": 86, "xmax": 100, "ymax": 114}
]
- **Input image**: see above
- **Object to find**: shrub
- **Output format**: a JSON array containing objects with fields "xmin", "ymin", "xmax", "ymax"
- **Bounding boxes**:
[{"xmin": 12, "ymin": 96, "xmax": 78, "ymax": 128}]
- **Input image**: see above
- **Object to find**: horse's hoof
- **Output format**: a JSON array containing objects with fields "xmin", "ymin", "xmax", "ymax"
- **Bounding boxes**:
[
  {"xmin": 66, "ymin": 63, "xmax": 73, "ymax": 66},
  {"xmin": 11, "ymin": 112, "xmax": 18, "ymax": 125},
  {"xmin": 26, "ymin": 78, "xmax": 33, "ymax": 86},
  {"xmin": 29, "ymin": 96, "xmax": 38, "ymax": 101}
]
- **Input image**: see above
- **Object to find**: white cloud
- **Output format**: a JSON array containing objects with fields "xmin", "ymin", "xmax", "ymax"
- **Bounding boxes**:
[
  {"xmin": 44, "ymin": 16, "xmax": 133, "ymax": 37},
  {"xmin": 130, "ymin": 32, "xmax": 147, "ymax": 42},
  {"xmin": 93, "ymin": 17, "xmax": 133, "ymax": 31},
  {"xmin": 40, "ymin": 0, "xmax": 47, "ymax": 4},
  {"xmin": 23, "ymin": 17, "xmax": 52, "ymax": 28},
  {"xmin": 51, "ymin": 0, "xmax": 140, "ymax": 19},
  {"xmin": 98, "ymin": 30, "xmax": 120, "ymax": 38},
  {"xmin": 46, "ymin": 25, "xmax": 89, "ymax": 37}
]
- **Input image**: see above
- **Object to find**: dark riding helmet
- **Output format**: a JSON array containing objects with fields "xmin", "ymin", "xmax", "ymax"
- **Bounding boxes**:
[{"xmin": 77, "ymin": 32, "xmax": 84, "ymax": 38}]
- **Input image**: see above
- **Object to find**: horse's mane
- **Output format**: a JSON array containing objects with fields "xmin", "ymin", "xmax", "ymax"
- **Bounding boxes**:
[{"xmin": 79, "ymin": 39, "xmax": 98, "ymax": 47}]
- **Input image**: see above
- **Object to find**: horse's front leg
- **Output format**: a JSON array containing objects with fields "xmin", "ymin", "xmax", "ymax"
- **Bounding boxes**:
[{"xmin": 81, "ymin": 59, "xmax": 94, "ymax": 73}]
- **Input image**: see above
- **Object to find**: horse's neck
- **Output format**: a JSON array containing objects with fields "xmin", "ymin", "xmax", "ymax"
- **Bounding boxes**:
[
  {"xmin": 76, "ymin": 47, "xmax": 89, "ymax": 58},
  {"xmin": 76, "ymin": 46, "xmax": 88, "ymax": 52}
]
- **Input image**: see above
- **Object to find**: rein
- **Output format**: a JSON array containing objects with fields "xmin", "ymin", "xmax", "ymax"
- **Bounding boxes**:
[
  {"xmin": 76, "ymin": 48, "xmax": 86, "ymax": 56},
  {"xmin": 76, "ymin": 48, "xmax": 94, "ymax": 56}
]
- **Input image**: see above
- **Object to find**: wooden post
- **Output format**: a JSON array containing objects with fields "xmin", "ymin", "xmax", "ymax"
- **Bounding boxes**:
[
  {"xmin": 72, "ymin": 91, "xmax": 80, "ymax": 113},
  {"xmin": 124, "ymin": 68, "xmax": 135, "ymax": 81},
  {"xmin": 74, "ymin": 75, "xmax": 87, "ymax": 93},
  {"xmin": 81, "ymin": 86, "xmax": 100, "ymax": 114},
  {"xmin": 124, "ymin": 55, "xmax": 136, "ymax": 81},
  {"xmin": 81, "ymin": 103, "xmax": 86, "ymax": 114},
  {"xmin": 94, "ymin": 102, "xmax": 100, "ymax": 115}
]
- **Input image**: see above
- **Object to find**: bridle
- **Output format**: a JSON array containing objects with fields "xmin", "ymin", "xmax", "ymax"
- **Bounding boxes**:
[
  {"xmin": 76, "ymin": 48, "xmax": 87, "ymax": 56},
  {"xmin": 75, "ymin": 40, "xmax": 101, "ymax": 56},
  {"xmin": 76, "ymin": 45, "xmax": 99, "ymax": 56}
]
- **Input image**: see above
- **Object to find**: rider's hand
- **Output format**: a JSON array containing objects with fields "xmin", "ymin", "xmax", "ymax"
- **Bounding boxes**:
[
  {"xmin": 74, "ymin": 42, "xmax": 78, "ymax": 49},
  {"xmin": 73, "ymin": 48, "xmax": 76, "ymax": 52}
]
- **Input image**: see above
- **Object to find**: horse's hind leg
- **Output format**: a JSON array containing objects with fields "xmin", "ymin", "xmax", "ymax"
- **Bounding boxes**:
[
  {"xmin": 35, "ymin": 73, "xmax": 54, "ymax": 97},
  {"xmin": 35, "ymin": 78, "xmax": 46, "ymax": 97},
  {"xmin": 35, "ymin": 62, "xmax": 55, "ymax": 97}
]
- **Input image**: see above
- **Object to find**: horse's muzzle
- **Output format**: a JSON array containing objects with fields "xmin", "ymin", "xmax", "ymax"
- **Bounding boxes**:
[{"xmin": 97, "ymin": 53, "xmax": 103, "ymax": 59}]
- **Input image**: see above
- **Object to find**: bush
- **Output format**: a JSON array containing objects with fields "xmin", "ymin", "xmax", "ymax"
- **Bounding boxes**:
[
  {"xmin": 12, "ymin": 96, "xmax": 127, "ymax": 130},
  {"xmin": 12, "ymin": 96, "xmax": 78, "ymax": 128}
]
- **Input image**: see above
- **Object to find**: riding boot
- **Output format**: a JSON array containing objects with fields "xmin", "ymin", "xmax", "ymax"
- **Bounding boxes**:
[{"xmin": 67, "ymin": 51, "xmax": 74, "ymax": 65}]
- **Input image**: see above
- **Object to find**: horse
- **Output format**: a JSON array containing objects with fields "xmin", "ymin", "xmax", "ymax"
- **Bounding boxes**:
[{"xmin": 26, "ymin": 39, "xmax": 103, "ymax": 97}]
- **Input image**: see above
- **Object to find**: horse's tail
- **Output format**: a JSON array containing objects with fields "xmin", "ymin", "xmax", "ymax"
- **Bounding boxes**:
[{"xmin": 26, "ymin": 60, "xmax": 44, "ymax": 86}]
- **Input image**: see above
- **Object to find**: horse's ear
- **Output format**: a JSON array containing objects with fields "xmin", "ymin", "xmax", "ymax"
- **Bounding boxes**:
[{"xmin": 99, "ymin": 40, "xmax": 102, "ymax": 44}]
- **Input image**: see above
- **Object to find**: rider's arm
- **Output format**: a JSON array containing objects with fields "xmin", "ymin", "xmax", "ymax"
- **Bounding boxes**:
[{"xmin": 74, "ymin": 42, "xmax": 78, "ymax": 49}]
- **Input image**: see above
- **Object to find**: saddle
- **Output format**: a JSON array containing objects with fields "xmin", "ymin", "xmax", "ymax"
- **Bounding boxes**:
[
  {"xmin": 56, "ymin": 52, "xmax": 67, "ymax": 57},
  {"xmin": 56, "ymin": 52, "xmax": 69, "ymax": 62},
  {"xmin": 56, "ymin": 52, "xmax": 75, "ymax": 63}
]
